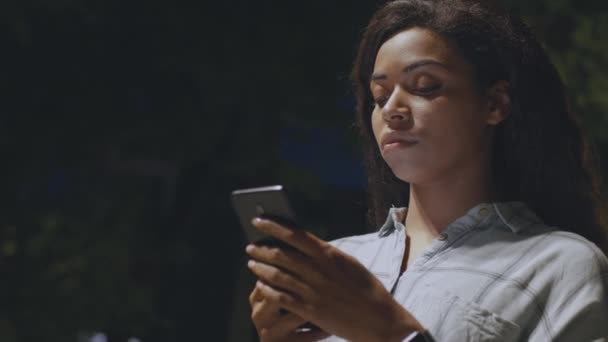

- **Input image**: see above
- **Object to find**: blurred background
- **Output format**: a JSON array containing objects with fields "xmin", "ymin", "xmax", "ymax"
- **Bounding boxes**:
[{"xmin": 1, "ymin": 0, "xmax": 607, "ymax": 341}]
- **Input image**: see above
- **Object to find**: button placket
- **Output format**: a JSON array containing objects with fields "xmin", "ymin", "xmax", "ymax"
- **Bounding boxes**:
[
  {"xmin": 390, "ymin": 228, "xmax": 406, "ymax": 293},
  {"xmin": 416, "ymin": 223, "xmax": 472, "ymax": 266}
]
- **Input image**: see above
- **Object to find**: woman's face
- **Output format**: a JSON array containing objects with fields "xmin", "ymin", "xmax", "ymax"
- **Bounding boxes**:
[{"xmin": 370, "ymin": 27, "xmax": 502, "ymax": 186}]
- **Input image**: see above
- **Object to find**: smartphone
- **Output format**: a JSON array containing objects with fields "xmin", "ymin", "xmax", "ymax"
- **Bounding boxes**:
[
  {"xmin": 232, "ymin": 185, "xmax": 320, "ymax": 331},
  {"xmin": 231, "ymin": 185, "xmax": 300, "ymax": 246}
]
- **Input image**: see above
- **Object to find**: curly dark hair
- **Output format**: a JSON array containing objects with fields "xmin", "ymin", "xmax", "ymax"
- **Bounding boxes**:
[{"xmin": 351, "ymin": 0, "xmax": 608, "ymax": 252}]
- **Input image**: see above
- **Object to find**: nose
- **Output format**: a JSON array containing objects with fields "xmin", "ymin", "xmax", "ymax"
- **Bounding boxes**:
[{"xmin": 382, "ymin": 87, "xmax": 411, "ymax": 127}]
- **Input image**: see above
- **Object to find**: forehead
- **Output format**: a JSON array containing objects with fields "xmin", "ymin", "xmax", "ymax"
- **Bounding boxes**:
[{"xmin": 373, "ymin": 27, "xmax": 462, "ymax": 72}]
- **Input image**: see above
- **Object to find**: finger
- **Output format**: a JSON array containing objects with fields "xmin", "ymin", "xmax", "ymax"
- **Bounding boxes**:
[
  {"xmin": 284, "ymin": 326, "xmax": 331, "ymax": 342},
  {"xmin": 251, "ymin": 294, "xmax": 312, "ymax": 340},
  {"xmin": 249, "ymin": 284, "xmax": 264, "ymax": 305},
  {"xmin": 257, "ymin": 313, "xmax": 310, "ymax": 341},
  {"xmin": 252, "ymin": 218, "xmax": 329, "ymax": 258},
  {"xmin": 246, "ymin": 244, "xmax": 324, "ymax": 285},
  {"xmin": 255, "ymin": 280, "xmax": 312, "ymax": 321},
  {"xmin": 252, "ymin": 297, "xmax": 281, "ymax": 329},
  {"xmin": 248, "ymin": 260, "xmax": 317, "ymax": 300},
  {"xmin": 261, "ymin": 328, "xmax": 330, "ymax": 342}
]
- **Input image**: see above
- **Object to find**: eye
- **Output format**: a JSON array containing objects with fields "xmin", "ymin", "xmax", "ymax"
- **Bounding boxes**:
[
  {"xmin": 414, "ymin": 84, "xmax": 441, "ymax": 95},
  {"xmin": 411, "ymin": 74, "xmax": 442, "ymax": 96},
  {"xmin": 373, "ymin": 95, "xmax": 390, "ymax": 108}
]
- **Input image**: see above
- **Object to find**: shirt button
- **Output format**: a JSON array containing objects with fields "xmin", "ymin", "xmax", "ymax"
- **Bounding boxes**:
[
  {"xmin": 478, "ymin": 206, "xmax": 491, "ymax": 218},
  {"xmin": 438, "ymin": 233, "xmax": 448, "ymax": 241}
]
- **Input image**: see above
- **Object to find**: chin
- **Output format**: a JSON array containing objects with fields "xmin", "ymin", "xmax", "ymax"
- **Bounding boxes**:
[
  {"xmin": 389, "ymin": 162, "xmax": 436, "ymax": 185},
  {"xmin": 394, "ymin": 172, "xmax": 421, "ymax": 185}
]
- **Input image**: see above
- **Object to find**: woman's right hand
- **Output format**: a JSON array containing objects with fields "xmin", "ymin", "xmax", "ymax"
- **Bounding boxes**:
[{"xmin": 249, "ymin": 281, "xmax": 330, "ymax": 342}]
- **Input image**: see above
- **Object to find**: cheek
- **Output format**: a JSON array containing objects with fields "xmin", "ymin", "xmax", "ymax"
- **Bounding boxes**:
[{"xmin": 419, "ymin": 104, "xmax": 489, "ymax": 161}]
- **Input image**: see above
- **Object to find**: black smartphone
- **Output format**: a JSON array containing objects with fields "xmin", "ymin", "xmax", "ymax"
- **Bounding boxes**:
[
  {"xmin": 232, "ymin": 185, "xmax": 319, "ymax": 331},
  {"xmin": 231, "ymin": 185, "xmax": 300, "ymax": 246}
]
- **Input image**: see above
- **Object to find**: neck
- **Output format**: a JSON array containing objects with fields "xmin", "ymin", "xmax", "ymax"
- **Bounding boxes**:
[{"xmin": 404, "ymin": 161, "xmax": 493, "ymax": 236}]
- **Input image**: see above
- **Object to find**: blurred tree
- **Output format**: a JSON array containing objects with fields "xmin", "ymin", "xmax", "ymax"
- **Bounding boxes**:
[{"xmin": 503, "ymin": 0, "xmax": 608, "ymax": 158}]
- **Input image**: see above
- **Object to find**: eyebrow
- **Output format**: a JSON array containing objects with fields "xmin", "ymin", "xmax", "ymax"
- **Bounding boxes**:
[{"xmin": 370, "ymin": 59, "xmax": 448, "ymax": 81}]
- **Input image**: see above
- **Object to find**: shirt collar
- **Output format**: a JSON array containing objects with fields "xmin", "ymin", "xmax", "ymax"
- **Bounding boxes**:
[
  {"xmin": 491, "ymin": 202, "xmax": 542, "ymax": 233},
  {"xmin": 378, "ymin": 201, "xmax": 542, "ymax": 236}
]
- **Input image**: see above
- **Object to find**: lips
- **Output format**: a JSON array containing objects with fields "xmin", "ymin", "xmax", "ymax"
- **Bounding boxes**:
[{"xmin": 380, "ymin": 132, "xmax": 419, "ymax": 152}]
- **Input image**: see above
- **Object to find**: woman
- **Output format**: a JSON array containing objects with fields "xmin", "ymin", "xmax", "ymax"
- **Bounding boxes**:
[{"xmin": 245, "ymin": 0, "xmax": 608, "ymax": 340}]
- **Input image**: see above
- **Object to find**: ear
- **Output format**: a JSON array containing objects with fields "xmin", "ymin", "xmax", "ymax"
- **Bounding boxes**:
[{"xmin": 485, "ymin": 80, "xmax": 510, "ymax": 126}]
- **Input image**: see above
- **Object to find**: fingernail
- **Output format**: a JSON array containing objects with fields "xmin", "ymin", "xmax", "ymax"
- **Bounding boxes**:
[
  {"xmin": 247, "ymin": 260, "xmax": 256, "ymax": 268},
  {"xmin": 256, "ymin": 280, "xmax": 264, "ymax": 289},
  {"xmin": 251, "ymin": 217, "xmax": 262, "ymax": 225},
  {"xmin": 245, "ymin": 244, "xmax": 255, "ymax": 253}
]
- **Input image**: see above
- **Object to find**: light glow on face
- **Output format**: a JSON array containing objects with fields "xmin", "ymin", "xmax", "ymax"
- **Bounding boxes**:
[{"xmin": 370, "ymin": 28, "xmax": 494, "ymax": 186}]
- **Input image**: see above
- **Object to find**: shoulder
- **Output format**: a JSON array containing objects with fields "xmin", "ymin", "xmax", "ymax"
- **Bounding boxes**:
[
  {"xmin": 328, "ymin": 207, "xmax": 405, "ymax": 255},
  {"xmin": 328, "ymin": 232, "xmax": 386, "ymax": 266},
  {"xmin": 329, "ymin": 232, "xmax": 381, "ymax": 253},
  {"xmin": 536, "ymin": 229, "xmax": 608, "ymax": 280},
  {"xmin": 491, "ymin": 202, "xmax": 608, "ymax": 278},
  {"xmin": 523, "ymin": 229, "xmax": 608, "ymax": 339},
  {"xmin": 513, "ymin": 226, "xmax": 608, "ymax": 319}
]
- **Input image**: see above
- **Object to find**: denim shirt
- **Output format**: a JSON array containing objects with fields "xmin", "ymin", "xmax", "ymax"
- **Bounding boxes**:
[{"xmin": 321, "ymin": 202, "xmax": 608, "ymax": 341}]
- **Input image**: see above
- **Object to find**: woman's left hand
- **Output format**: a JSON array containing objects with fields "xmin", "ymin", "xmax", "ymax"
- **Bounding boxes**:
[{"xmin": 246, "ymin": 218, "xmax": 424, "ymax": 342}]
